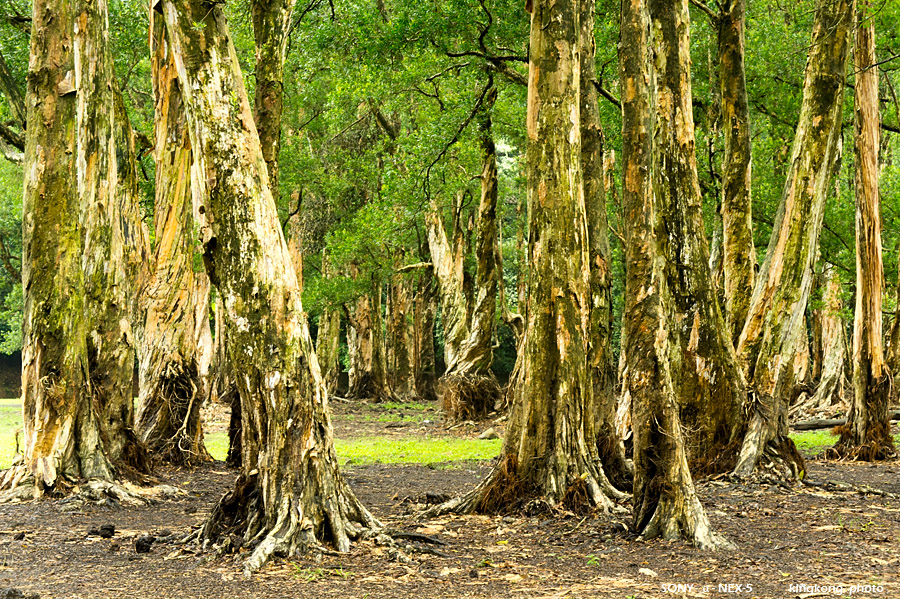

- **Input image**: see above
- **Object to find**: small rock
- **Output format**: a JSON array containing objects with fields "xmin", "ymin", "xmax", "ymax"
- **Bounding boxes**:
[
  {"xmin": 134, "ymin": 535, "xmax": 155, "ymax": 553},
  {"xmin": 99, "ymin": 524, "xmax": 115, "ymax": 538},
  {"xmin": 468, "ymin": 569, "xmax": 479, "ymax": 578},
  {"xmin": 157, "ymin": 529, "xmax": 172, "ymax": 537},
  {"xmin": 12, "ymin": 532, "xmax": 24, "ymax": 541},
  {"xmin": 0, "ymin": 589, "xmax": 39, "ymax": 599},
  {"xmin": 478, "ymin": 427, "xmax": 500, "ymax": 440},
  {"xmin": 184, "ymin": 506, "xmax": 197, "ymax": 514},
  {"xmin": 638, "ymin": 567, "xmax": 658, "ymax": 578},
  {"xmin": 108, "ymin": 542, "xmax": 120, "ymax": 552}
]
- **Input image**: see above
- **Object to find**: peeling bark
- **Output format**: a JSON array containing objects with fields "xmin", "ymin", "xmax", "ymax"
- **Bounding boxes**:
[
  {"xmin": 834, "ymin": 1, "xmax": 894, "ymax": 460},
  {"xmin": 621, "ymin": 0, "xmax": 731, "ymax": 549},
  {"xmin": 433, "ymin": 0, "xmax": 624, "ymax": 515},
  {"xmin": 136, "ymin": 14, "xmax": 213, "ymax": 465},
  {"xmin": 385, "ymin": 271, "xmax": 416, "ymax": 398},
  {"xmin": 346, "ymin": 278, "xmax": 394, "ymax": 401},
  {"xmin": 412, "ymin": 266, "xmax": 438, "ymax": 402},
  {"xmin": 734, "ymin": 0, "xmax": 852, "ymax": 480},
  {"xmin": 160, "ymin": 0, "xmax": 377, "ymax": 572}
]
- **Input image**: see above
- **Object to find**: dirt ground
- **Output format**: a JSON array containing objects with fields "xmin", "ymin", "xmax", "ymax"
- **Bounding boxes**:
[{"xmin": 1, "ymin": 402, "xmax": 898, "ymax": 599}]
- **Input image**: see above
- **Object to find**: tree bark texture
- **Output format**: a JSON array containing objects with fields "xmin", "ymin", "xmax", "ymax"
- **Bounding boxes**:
[
  {"xmin": 717, "ymin": 0, "xmax": 755, "ymax": 344},
  {"xmin": 621, "ymin": 0, "xmax": 732, "ymax": 549},
  {"xmin": 734, "ymin": 0, "xmax": 852, "ymax": 479},
  {"xmin": 346, "ymin": 279, "xmax": 394, "ymax": 401},
  {"xmin": 434, "ymin": 0, "xmax": 624, "ymax": 514},
  {"xmin": 251, "ymin": 0, "xmax": 296, "ymax": 199},
  {"xmin": 160, "ymin": 0, "xmax": 376, "ymax": 572},
  {"xmin": 835, "ymin": 1, "xmax": 893, "ymax": 460},
  {"xmin": 649, "ymin": 0, "xmax": 746, "ymax": 472},
  {"xmin": 426, "ymin": 90, "xmax": 501, "ymax": 419},
  {"xmin": 137, "ymin": 13, "xmax": 213, "ymax": 465},
  {"xmin": 386, "ymin": 271, "xmax": 416, "ymax": 398},
  {"xmin": 315, "ymin": 310, "xmax": 342, "ymax": 396},
  {"xmin": 412, "ymin": 268, "xmax": 438, "ymax": 402}
]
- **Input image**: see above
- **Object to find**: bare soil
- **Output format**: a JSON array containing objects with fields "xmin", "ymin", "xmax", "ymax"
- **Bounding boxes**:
[{"xmin": 1, "ymin": 402, "xmax": 898, "ymax": 599}]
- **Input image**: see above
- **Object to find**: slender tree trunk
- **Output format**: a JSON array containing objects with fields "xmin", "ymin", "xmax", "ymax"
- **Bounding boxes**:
[
  {"xmin": 579, "ymin": 0, "xmax": 626, "ymax": 487},
  {"xmin": 734, "ymin": 0, "xmax": 852, "ymax": 479},
  {"xmin": 251, "ymin": 0, "xmax": 296, "ymax": 199},
  {"xmin": 386, "ymin": 271, "xmax": 415, "ymax": 398},
  {"xmin": 432, "ymin": 0, "xmax": 624, "ymax": 515},
  {"xmin": 412, "ymin": 267, "xmax": 438, "ymax": 402},
  {"xmin": 136, "ymin": 14, "xmax": 213, "ymax": 465},
  {"xmin": 159, "ymin": 0, "xmax": 377, "ymax": 572},
  {"xmin": 0, "ymin": 50, "xmax": 25, "ymax": 128},
  {"xmin": 426, "ymin": 87, "xmax": 501, "ymax": 419},
  {"xmin": 621, "ymin": 0, "xmax": 732, "ymax": 548},
  {"xmin": 346, "ymin": 279, "xmax": 394, "ymax": 401},
  {"xmin": 718, "ymin": 0, "xmax": 755, "ymax": 343},
  {"xmin": 792, "ymin": 266, "xmax": 849, "ymax": 419},
  {"xmin": 835, "ymin": 2, "xmax": 893, "ymax": 460},
  {"xmin": 649, "ymin": 0, "xmax": 746, "ymax": 473}
]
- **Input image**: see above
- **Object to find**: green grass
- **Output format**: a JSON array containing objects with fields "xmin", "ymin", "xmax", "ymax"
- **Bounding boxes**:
[
  {"xmin": 205, "ymin": 431, "xmax": 229, "ymax": 462},
  {"xmin": 790, "ymin": 429, "xmax": 900, "ymax": 457},
  {"xmin": 0, "ymin": 401, "xmax": 20, "ymax": 470}
]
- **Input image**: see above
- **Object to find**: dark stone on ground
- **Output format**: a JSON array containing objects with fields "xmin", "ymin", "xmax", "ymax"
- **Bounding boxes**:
[
  {"xmin": 134, "ymin": 535, "xmax": 155, "ymax": 553},
  {"xmin": 12, "ymin": 532, "xmax": 24, "ymax": 541},
  {"xmin": 99, "ymin": 524, "xmax": 115, "ymax": 538},
  {"xmin": 1, "ymin": 589, "xmax": 39, "ymax": 599}
]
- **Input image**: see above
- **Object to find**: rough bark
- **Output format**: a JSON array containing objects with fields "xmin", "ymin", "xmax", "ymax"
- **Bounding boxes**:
[
  {"xmin": 717, "ymin": 0, "xmax": 755, "ymax": 343},
  {"xmin": 315, "ymin": 307, "xmax": 342, "ymax": 396},
  {"xmin": 412, "ymin": 266, "xmax": 438, "ymax": 402},
  {"xmin": 792, "ymin": 266, "xmax": 849, "ymax": 419},
  {"xmin": 160, "ymin": 0, "xmax": 377, "ymax": 572},
  {"xmin": 136, "ymin": 14, "xmax": 213, "ymax": 465},
  {"xmin": 251, "ymin": 0, "xmax": 296, "ymax": 199},
  {"xmin": 649, "ymin": 0, "xmax": 746, "ymax": 473},
  {"xmin": 579, "ymin": 0, "xmax": 625, "ymax": 487},
  {"xmin": 734, "ymin": 0, "xmax": 852, "ymax": 480},
  {"xmin": 345, "ymin": 279, "xmax": 394, "ymax": 401},
  {"xmin": 426, "ymin": 88, "xmax": 501, "ymax": 419},
  {"xmin": 2, "ymin": 0, "xmax": 149, "ymax": 498},
  {"xmin": 622, "ymin": 0, "xmax": 730, "ymax": 549},
  {"xmin": 432, "ymin": 0, "xmax": 624, "ymax": 515},
  {"xmin": 834, "ymin": 1, "xmax": 894, "ymax": 460},
  {"xmin": 385, "ymin": 271, "xmax": 416, "ymax": 398}
]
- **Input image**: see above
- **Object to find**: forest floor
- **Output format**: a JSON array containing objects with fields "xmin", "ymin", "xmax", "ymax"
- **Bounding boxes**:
[{"xmin": 0, "ymin": 400, "xmax": 899, "ymax": 598}]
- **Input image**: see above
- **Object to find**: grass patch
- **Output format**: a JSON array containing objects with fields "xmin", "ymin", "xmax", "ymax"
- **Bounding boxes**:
[
  {"xmin": 0, "ymin": 401, "xmax": 21, "ymax": 470},
  {"xmin": 790, "ymin": 429, "xmax": 900, "ymax": 457},
  {"xmin": 205, "ymin": 431, "xmax": 229, "ymax": 462},
  {"xmin": 335, "ymin": 436, "xmax": 502, "ymax": 467}
]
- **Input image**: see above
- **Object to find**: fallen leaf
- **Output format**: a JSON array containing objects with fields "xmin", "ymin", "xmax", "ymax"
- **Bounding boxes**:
[{"xmin": 638, "ymin": 568, "xmax": 657, "ymax": 578}]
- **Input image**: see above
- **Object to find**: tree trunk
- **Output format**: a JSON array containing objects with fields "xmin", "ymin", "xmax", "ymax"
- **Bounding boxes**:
[
  {"xmin": 579, "ymin": 0, "xmax": 626, "ymax": 487},
  {"xmin": 385, "ymin": 271, "xmax": 416, "ymax": 398},
  {"xmin": 0, "ymin": 49, "xmax": 25, "ymax": 128},
  {"xmin": 432, "ymin": 0, "xmax": 624, "ymax": 515},
  {"xmin": 2, "ymin": 0, "xmax": 150, "ymax": 498},
  {"xmin": 159, "ymin": 0, "xmax": 377, "ymax": 572},
  {"xmin": 251, "ymin": 0, "xmax": 296, "ymax": 199},
  {"xmin": 621, "ymin": 0, "xmax": 731, "ymax": 549},
  {"xmin": 315, "ymin": 307, "xmax": 342, "ymax": 396},
  {"xmin": 346, "ymin": 279, "xmax": 393, "ymax": 401},
  {"xmin": 834, "ymin": 2, "xmax": 894, "ymax": 460},
  {"xmin": 426, "ymin": 88, "xmax": 501, "ymax": 419},
  {"xmin": 412, "ymin": 267, "xmax": 438, "ymax": 402},
  {"xmin": 136, "ymin": 14, "xmax": 213, "ymax": 465},
  {"xmin": 733, "ymin": 0, "xmax": 852, "ymax": 480},
  {"xmin": 792, "ymin": 266, "xmax": 849, "ymax": 419},
  {"xmin": 717, "ymin": 0, "xmax": 755, "ymax": 344},
  {"xmin": 649, "ymin": 0, "xmax": 746, "ymax": 473}
]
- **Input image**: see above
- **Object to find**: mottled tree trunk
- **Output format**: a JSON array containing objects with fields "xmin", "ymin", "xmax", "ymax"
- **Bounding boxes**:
[
  {"xmin": 835, "ymin": 2, "xmax": 893, "ymax": 460},
  {"xmin": 315, "ymin": 254, "xmax": 341, "ymax": 395},
  {"xmin": 432, "ymin": 0, "xmax": 624, "ymax": 515},
  {"xmin": 717, "ymin": 0, "xmax": 755, "ymax": 343},
  {"xmin": 622, "ymin": 0, "xmax": 732, "ymax": 548},
  {"xmin": 251, "ymin": 0, "xmax": 296, "ymax": 199},
  {"xmin": 426, "ymin": 88, "xmax": 501, "ymax": 419},
  {"xmin": 137, "ymin": 14, "xmax": 213, "ymax": 465},
  {"xmin": 734, "ymin": 0, "xmax": 852, "ymax": 479},
  {"xmin": 648, "ymin": 0, "xmax": 746, "ymax": 473},
  {"xmin": 386, "ymin": 271, "xmax": 416, "ymax": 398},
  {"xmin": 792, "ymin": 266, "xmax": 849, "ymax": 419},
  {"xmin": 412, "ymin": 267, "xmax": 438, "ymax": 402},
  {"xmin": 160, "ymin": 0, "xmax": 377, "ymax": 572},
  {"xmin": 579, "ymin": 0, "xmax": 625, "ymax": 487},
  {"xmin": 346, "ymin": 280, "xmax": 394, "ymax": 401}
]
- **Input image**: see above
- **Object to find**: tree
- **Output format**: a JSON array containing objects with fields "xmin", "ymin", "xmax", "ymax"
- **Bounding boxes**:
[
  {"xmin": 2, "ymin": 0, "xmax": 148, "ymax": 499},
  {"xmin": 833, "ymin": 0, "xmax": 894, "ymax": 460},
  {"xmin": 431, "ymin": 0, "xmax": 624, "ymax": 514},
  {"xmin": 157, "ymin": 0, "xmax": 377, "ymax": 572},
  {"xmin": 621, "ymin": 0, "xmax": 731, "ymax": 548},
  {"xmin": 136, "ymin": 13, "xmax": 213, "ymax": 465},
  {"xmin": 425, "ymin": 83, "xmax": 502, "ymax": 420},
  {"xmin": 345, "ymin": 275, "xmax": 394, "ymax": 401},
  {"xmin": 734, "ymin": 0, "xmax": 853, "ymax": 479}
]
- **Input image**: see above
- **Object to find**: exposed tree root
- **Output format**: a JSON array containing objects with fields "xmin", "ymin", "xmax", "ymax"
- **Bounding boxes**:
[
  {"xmin": 439, "ymin": 373, "xmax": 502, "ymax": 421},
  {"xmin": 825, "ymin": 420, "xmax": 896, "ymax": 461},
  {"xmin": 733, "ymin": 397, "xmax": 806, "ymax": 482},
  {"xmin": 636, "ymin": 492, "xmax": 735, "ymax": 550},
  {"xmin": 0, "ymin": 468, "xmax": 154, "ymax": 506}
]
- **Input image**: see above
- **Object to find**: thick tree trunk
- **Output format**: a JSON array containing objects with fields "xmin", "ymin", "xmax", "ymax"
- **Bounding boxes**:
[
  {"xmin": 834, "ymin": 2, "xmax": 894, "ymax": 460},
  {"xmin": 433, "ymin": 0, "xmax": 624, "ymax": 515},
  {"xmin": 621, "ymin": 0, "xmax": 730, "ymax": 549},
  {"xmin": 251, "ymin": 0, "xmax": 296, "ymax": 199},
  {"xmin": 717, "ymin": 0, "xmax": 755, "ymax": 344},
  {"xmin": 385, "ymin": 271, "xmax": 416, "ymax": 398},
  {"xmin": 792, "ymin": 266, "xmax": 849, "ymax": 419},
  {"xmin": 734, "ymin": 0, "xmax": 852, "ymax": 479},
  {"xmin": 579, "ymin": 0, "xmax": 626, "ymax": 487},
  {"xmin": 427, "ymin": 88, "xmax": 501, "ymax": 419},
  {"xmin": 346, "ymin": 280, "xmax": 394, "ymax": 401},
  {"xmin": 160, "ymin": 0, "xmax": 377, "ymax": 572},
  {"xmin": 649, "ymin": 0, "xmax": 746, "ymax": 473},
  {"xmin": 2, "ymin": 0, "xmax": 150, "ymax": 498},
  {"xmin": 137, "ymin": 14, "xmax": 213, "ymax": 465}
]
